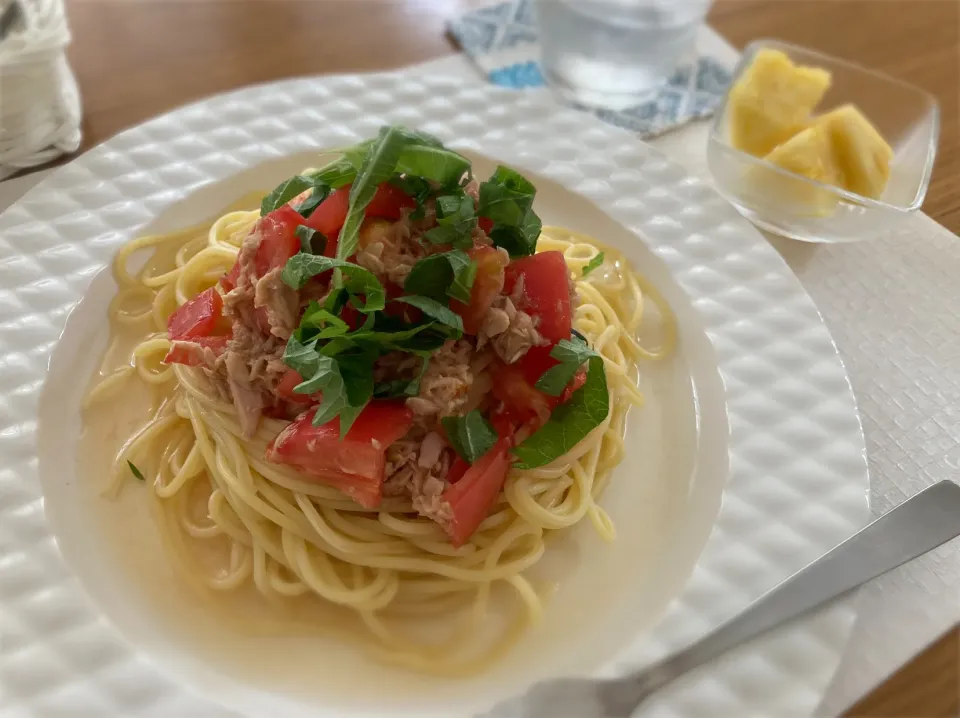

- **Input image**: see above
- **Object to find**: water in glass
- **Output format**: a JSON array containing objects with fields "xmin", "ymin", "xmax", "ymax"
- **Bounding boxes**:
[{"xmin": 536, "ymin": 0, "xmax": 713, "ymax": 109}]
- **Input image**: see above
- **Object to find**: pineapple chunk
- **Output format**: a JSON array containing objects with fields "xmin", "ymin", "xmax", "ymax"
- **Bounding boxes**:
[
  {"xmin": 813, "ymin": 104, "xmax": 893, "ymax": 199},
  {"xmin": 729, "ymin": 49, "xmax": 832, "ymax": 158},
  {"xmin": 762, "ymin": 124, "xmax": 841, "ymax": 216}
]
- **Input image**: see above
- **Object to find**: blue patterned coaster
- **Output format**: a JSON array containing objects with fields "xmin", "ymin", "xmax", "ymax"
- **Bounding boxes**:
[{"xmin": 448, "ymin": 0, "xmax": 732, "ymax": 138}]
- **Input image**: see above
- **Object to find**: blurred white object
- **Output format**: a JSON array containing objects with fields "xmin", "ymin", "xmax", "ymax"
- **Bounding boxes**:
[{"xmin": 0, "ymin": 0, "xmax": 81, "ymax": 180}]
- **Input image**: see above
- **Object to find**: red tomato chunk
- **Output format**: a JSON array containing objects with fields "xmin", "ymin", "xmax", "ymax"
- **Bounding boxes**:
[
  {"xmin": 166, "ymin": 287, "xmax": 224, "ymax": 341},
  {"xmin": 441, "ymin": 438, "xmax": 512, "ymax": 547},
  {"xmin": 265, "ymin": 402, "xmax": 415, "ymax": 509}
]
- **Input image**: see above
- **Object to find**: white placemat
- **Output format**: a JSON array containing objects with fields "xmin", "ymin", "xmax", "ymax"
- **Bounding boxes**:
[{"xmin": 2, "ymin": 29, "xmax": 957, "ymax": 715}]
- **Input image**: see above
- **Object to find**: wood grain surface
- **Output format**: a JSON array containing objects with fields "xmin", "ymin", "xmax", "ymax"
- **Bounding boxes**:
[{"xmin": 60, "ymin": 0, "xmax": 960, "ymax": 715}]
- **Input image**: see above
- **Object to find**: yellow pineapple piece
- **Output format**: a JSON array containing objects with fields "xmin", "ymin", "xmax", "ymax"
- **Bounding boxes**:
[
  {"xmin": 729, "ymin": 49, "xmax": 832, "ymax": 158},
  {"xmin": 762, "ymin": 124, "xmax": 841, "ymax": 216},
  {"xmin": 812, "ymin": 104, "xmax": 893, "ymax": 199}
]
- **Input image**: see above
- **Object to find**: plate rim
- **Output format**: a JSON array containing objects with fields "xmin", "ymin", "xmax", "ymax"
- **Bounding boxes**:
[{"xmin": 0, "ymin": 69, "xmax": 869, "ymax": 717}]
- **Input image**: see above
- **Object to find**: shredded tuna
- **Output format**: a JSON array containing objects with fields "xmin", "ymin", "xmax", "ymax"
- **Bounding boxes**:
[
  {"xmin": 478, "ymin": 295, "xmax": 548, "ymax": 363},
  {"xmin": 254, "ymin": 267, "xmax": 298, "ymax": 339},
  {"xmin": 382, "ymin": 429, "xmax": 454, "ymax": 525},
  {"xmin": 234, "ymin": 323, "xmax": 286, "ymax": 387},
  {"xmin": 406, "ymin": 339, "xmax": 474, "ymax": 419},
  {"xmin": 461, "ymin": 368, "xmax": 493, "ymax": 415},
  {"xmin": 413, "ymin": 477, "xmax": 453, "ymax": 526},
  {"xmin": 168, "ymin": 341, "xmax": 222, "ymax": 368},
  {"xmin": 223, "ymin": 239, "xmax": 258, "ymax": 326},
  {"xmin": 355, "ymin": 217, "xmax": 427, "ymax": 287},
  {"xmin": 419, "ymin": 432, "xmax": 445, "ymax": 468},
  {"xmin": 224, "ymin": 350, "xmax": 264, "ymax": 437},
  {"xmin": 202, "ymin": 224, "xmax": 295, "ymax": 435}
]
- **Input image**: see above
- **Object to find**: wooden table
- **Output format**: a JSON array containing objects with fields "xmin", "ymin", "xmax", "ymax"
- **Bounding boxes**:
[{"xmin": 61, "ymin": 1, "xmax": 960, "ymax": 715}]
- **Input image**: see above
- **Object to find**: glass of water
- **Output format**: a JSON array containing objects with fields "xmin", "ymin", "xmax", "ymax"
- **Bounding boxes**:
[{"xmin": 535, "ymin": 0, "xmax": 714, "ymax": 109}]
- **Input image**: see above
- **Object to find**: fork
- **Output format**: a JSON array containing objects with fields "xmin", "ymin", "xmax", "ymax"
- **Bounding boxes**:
[{"xmin": 481, "ymin": 480, "xmax": 960, "ymax": 718}]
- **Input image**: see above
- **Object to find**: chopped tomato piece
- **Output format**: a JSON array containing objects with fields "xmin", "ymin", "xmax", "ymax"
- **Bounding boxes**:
[
  {"xmin": 490, "ymin": 406, "xmax": 520, "ymax": 444},
  {"xmin": 275, "ymin": 370, "xmax": 314, "ymax": 404},
  {"xmin": 262, "ymin": 403, "xmax": 291, "ymax": 420},
  {"xmin": 220, "ymin": 260, "xmax": 242, "ymax": 292},
  {"xmin": 447, "ymin": 456, "xmax": 470, "ymax": 484},
  {"xmin": 490, "ymin": 360, "xmax": 554, "ymax": 427},
  {"xmin": 366, "ymin": 183, "xmax": 416, "ymax": 220},
  {"xmin": 503, "ymin": 251, "xmax": 572, "ymax": 343},
  {"xmin": 305, "ymin": 183, "xmax": 414, "ymax": 258},
  {"xmin": 442, "ymin": 438, "xmax": 512, "ymax": 547},
  {"xmin": 254, "ymin": 205, "xmax": 303, "ymax": 278},
  {"xmin": 323, "ymin": 231, "xmax": 341, "ymax": 259},
  {"xmin": 167, "ymin": 287, "xmax": 224, "ymax": 340},
  {"xmin": 504, "ymin": 251, "xmax": 574, "ymax": 382},
  {"xmin": 163, "ymin": 336, "xmax": 229, "ymax": 366},
  {"xmin": 560, "ymin": 365, "xmax": 588, "ymax": 404},
  {"xmin": 265, "ymin": 402, "xmax": 415, "ymax": 508},
  {"xmin": 304, "ymin": 185, "xmax": 350, "ymax": 239},
  {"xmin": 515, "ymin": 345, "xmax": 557, "ymax": 386},
  {"xmin": 477, "ymin": 216, "xmax": 494, "ymax": 234},
  {"xmin": 491, "ymin": 356, "xmax": 585, "ymax": 425},
  {"xmin": 515, "ymin": 343, "xmax": 591, "ymax": 390},
  {"xmin": 339, "ymin": 302, "xmax": 362, "ymax": 331},
  {"xmin": 451, "ymin": 246, "xmax": 508, "ymax": 335}
]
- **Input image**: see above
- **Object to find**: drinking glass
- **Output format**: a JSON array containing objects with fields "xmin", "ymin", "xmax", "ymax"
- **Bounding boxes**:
[{"xmin": 535, "ymin": 0, "xmax": 714, "ymax": 109}]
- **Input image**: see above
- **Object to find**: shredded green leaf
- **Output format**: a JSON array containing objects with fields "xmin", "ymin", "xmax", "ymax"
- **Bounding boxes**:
[
  {"xmin": 281, "ymin": 255, "xmax": 385, "ymax": 313},
  {"xmin": 535, "ymin": 336, "xmax": 599, "ymax": 396},
  {"xmin": 448, "ymin": 259, "xmax": 477, "ymax": 304},
  {"xmin": 295, "ymin": 225, "xmax": 326, "ymax": 255},
  {"xmin": 478, "ymin": 166, "xmax": 536, "ymax": 224},
  {"xmin": 261, "ymin": 175, "xmax": 315, "ymax": 216},
  {"xmin": 284, "ymin": 337, "xmax": 376, "ymax": 437},
  {"xmin": 296, "ymin": 184, "xmax": 331, "ymax": 218},
  {"xmin": 405, "ymin": 250, "xmax": 475, "ymax": 303},
  {"xmin": 425, "ymin": 192, "xmax": 477, "ymax": 248},
  {"xmin": 309, "ymin": 157, "xmax": 358, "ymax": 189},
  {"xmin": 489, "ymin": 212, "xmax": 541, "ymax": 258},
  {"xmin": 582, "ymin": 252, "xmax": 605, "ymax": 277},
  {"xmin": 374, "ymin": 357, "xmax": 431, "ymax": 399},
  {"xmin": 512, "ymin": 356, "xmax": 609, "ymax": 469},
  {"xmin": 127, "ymin": 460, "xmax": 145, "ymax": 481},
  {"xmin": 283, "ymin": 335, "xmax": 320, "ymax": 378},
  {"xmin": 477, "ymin": 165, "xmax": 542, "ymax": 258},
  {"xmin": 392, "ymin": 295, "xmax": 464, "ymax": 336},
  {"xmin": 442, "ymin": 410, "xmax": 498, "ymax": 464},
  {"xmin": 296, "ymin": 301, "xmax": 350, "ymax": 341},
  {"xmin": 390, "ymin": 175, "xmax": 433, "ymax": 219},
  {"xmin": 393, "ymin": 127, "xmax": 446, "ymax": 148},
  {"xmin": 396, "ymin": 145, "xmax": 471, "ymax": 186}
]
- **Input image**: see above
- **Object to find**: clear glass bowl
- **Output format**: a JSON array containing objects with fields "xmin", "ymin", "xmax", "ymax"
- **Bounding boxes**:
[{"xmin": 707, "ymin": 39, "xmax": 940, "ymax": 244}]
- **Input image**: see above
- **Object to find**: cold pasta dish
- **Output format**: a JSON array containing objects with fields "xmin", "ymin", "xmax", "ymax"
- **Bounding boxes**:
[{"xmin": 84, "ymin": 126, "xmax": 675, "ymax": 673}]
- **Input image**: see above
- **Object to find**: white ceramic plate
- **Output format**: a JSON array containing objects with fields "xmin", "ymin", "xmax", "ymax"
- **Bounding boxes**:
[{"xmin": 0, "ymin": 71, "xmax": 868, "ymax": 718}]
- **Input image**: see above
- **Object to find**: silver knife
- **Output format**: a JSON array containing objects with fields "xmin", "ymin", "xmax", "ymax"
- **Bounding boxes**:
[{"xmin": 480, "ymin": 480, "xmax": 960, "ymax": 718}]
